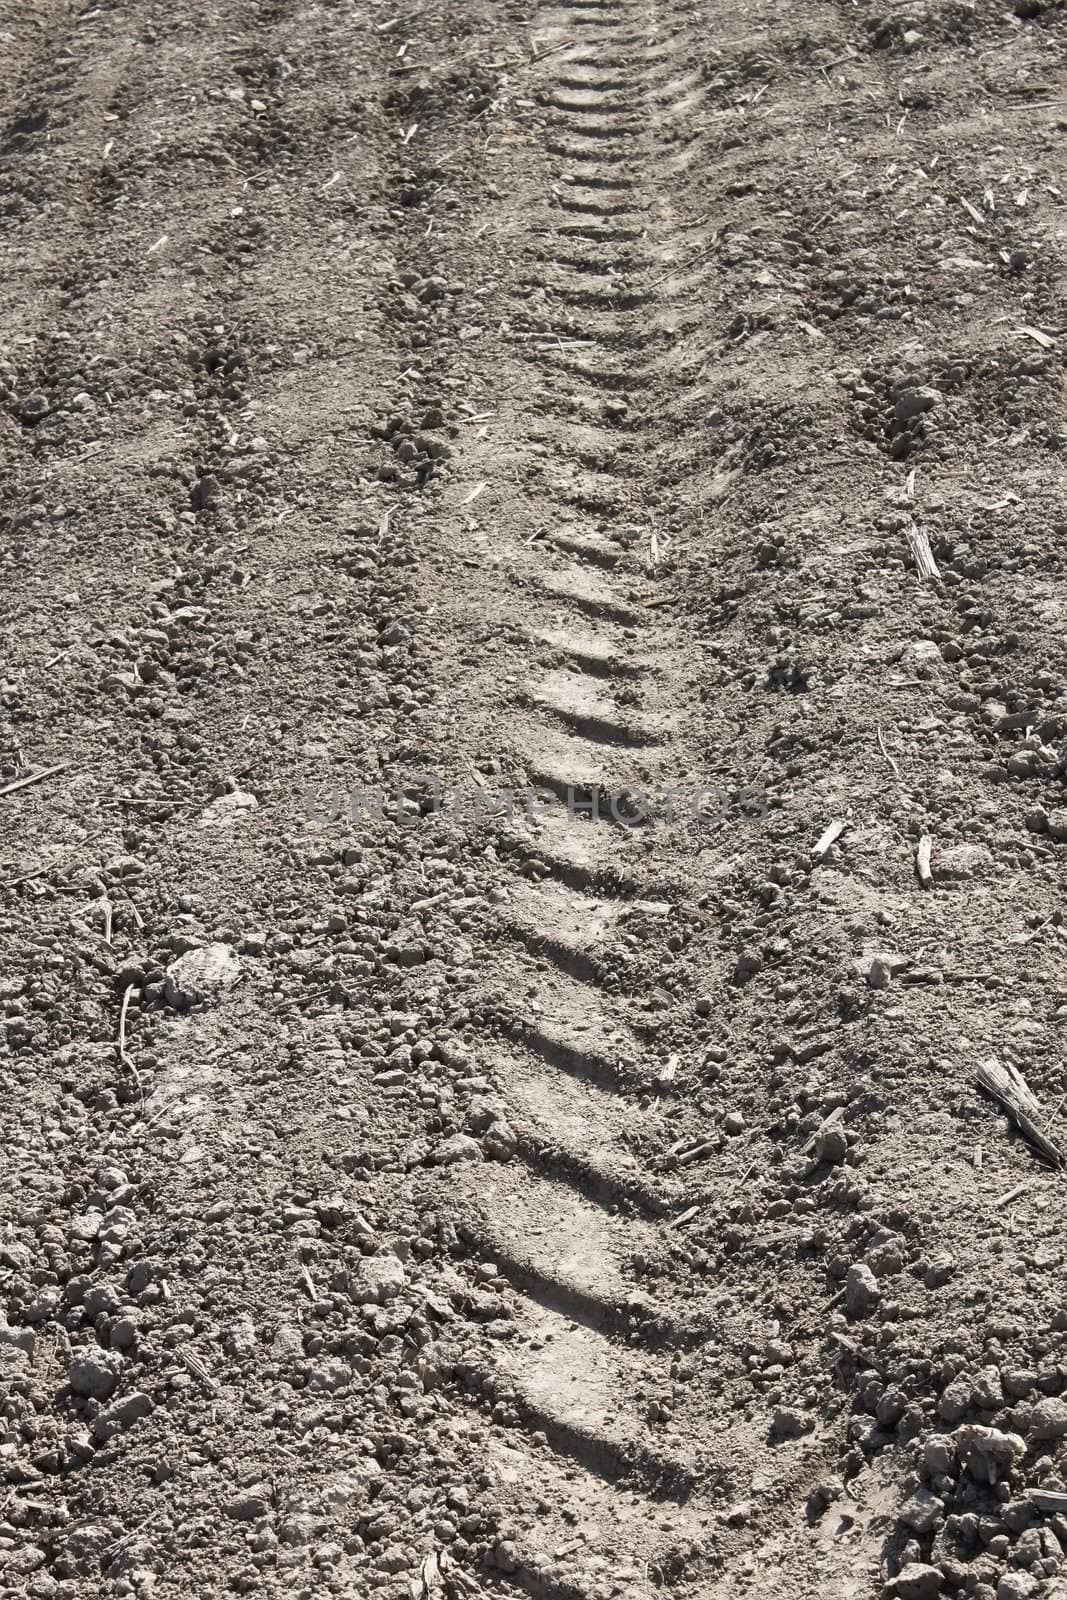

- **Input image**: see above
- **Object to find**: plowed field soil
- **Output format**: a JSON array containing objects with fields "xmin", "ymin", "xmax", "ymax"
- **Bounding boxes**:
[{"xmin": 3, "ymin": 2, "xmax": 1067, "ymax": 1598}]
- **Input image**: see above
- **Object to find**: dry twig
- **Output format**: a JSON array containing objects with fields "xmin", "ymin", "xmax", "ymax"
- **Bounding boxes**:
[
  {"xmin": 116, "ymin": 984, "xmax": 145, "ymax": 1111},
  {"xmin": 876, "ymin": 723, "xmax": 901, "ymax": 780},
  {"xmin": 0, "ymin": 761, "xmax": 72, "ymax": 797}
]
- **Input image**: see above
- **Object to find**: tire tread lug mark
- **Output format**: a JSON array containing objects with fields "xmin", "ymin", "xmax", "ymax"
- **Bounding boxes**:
[
  {"xmin": 537, "ymin": 351, "xmax": 635, "ymax": 390},
  {"xmin": 524, "ymin": 269, "xmax": 651, "ymax": 308},
  {"xmin": 546, "ymin": 138, "xmax": 638, "ymax": 163},
  {"xmin": 445, "ymin": 1162, "xmax": 702, "ymax": 1346},
  {"xmin": 528, "ymin": 668, "xmax": 663, "ymax": 748},
  {"xmin": 482, "ymin": 1437, "xmax": 698, "ymax": 1596},
  {"xmin": 540, "ymin": 469, "xmax": 629, "ymax": 517},
  {"xmin": 489, "ymin": 1307, "xmax": 697, "ymax": 1493},
  {"xmin": 501, "ymin": 1057, "xmax": 682, "ymax": 1212},
  {"xmin": 506, "ymin": 962, "xmax": 642, "ymax": 1088},
  {"xmin": 497, "ymin": 808, "xmax": 677, "ymax": 898},
  {"xmin": 497, "ymin": 874, "xmax": 620, "ymax": 982},
  {"xmin": 549, "ymin": 118, "xmax": 643, "ymax": 139},
  {"xmin": 534, "ymin": 563, "xmax": 645, "ymax": 624},
  {"xmin": 542, "ymin": 528, "xmax": 624, "ymax": 567},
  {"xmin": 555, "ymin": 176, "xmax": 639, "ymax": 200},
  {"xmin": 556, "ymin": 222, "xmax": 644, "ymax": 241},
  {"xmin": 549, "ymin": 89, "xmax": 631, "ymax": 110},
  {"xmin": 531, "ymin": 246, "xmax": 639, "ymax": 272},
  {"xmin": 537, "ymin": 624, "xmax": 647, "ymax": 678}
]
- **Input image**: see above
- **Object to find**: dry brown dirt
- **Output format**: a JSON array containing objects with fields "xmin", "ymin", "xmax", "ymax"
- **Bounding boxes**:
[{"xmin": 2, "ymin": 0, "xmax": 1067, "ymax": 1597}]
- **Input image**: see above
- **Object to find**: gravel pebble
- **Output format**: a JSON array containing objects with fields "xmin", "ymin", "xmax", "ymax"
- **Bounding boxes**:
[
  {"xmin": 845, "ymin": 1263, "xmax": 879, "ymax": 1319},
  {"xmin": 93, "ymin": 1391, "xmax": 154, "ymax": 1441},
  {"xmin": 349, "ymin": 1254, "xmax": 406, "ymax": 1305},
  {"xmin": 164, "ymin": 942, "xmax": 240, "ymax": 1007}
]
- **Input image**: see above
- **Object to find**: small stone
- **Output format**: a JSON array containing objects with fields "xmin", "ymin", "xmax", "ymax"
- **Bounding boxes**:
[
  {"xmin": 70, "ymin": 1210, "xmax": 104, "ymax": 1242},
  {"xmin": 69, "ymin": 1349, "xmax": 123, "ymax": 1400},
  {"xmin": 271, "ymin": 1324, "xmax": 305, "ymax": 1362},
  {"xmin": 415, "ymin": 275, "xmax": 447, "ymax": 303},
  {"xmin": 164, "ymin": 942, "xmax": 240, "ymax": 1008},
  {"xmin": 814, "ymin": 1125, "xmax": 848, "ymax": 1164},
  {"xmin": 807, "ymin": 1478, "xmax": 844, "ymax": 1516},
  {"xmin": 118, "ymin": 957, "xmax": 149, "ymax": 990},
  {"xmin": 938, "ymin": 1373, "xmax": 972, "ymax": 1423},
  {"xmin": 308, "ymin": 1357, "xmax": 350, "ymax": 1393},
  {"xmin": 55, "ymin": 1521, "xmax": 112, "ymax": 1576},
  {"xmin": 723, "ymin": 1110, "xmax": 745, "ymax": 1136},
  {"xmin": 1029, "ymin": 1397, "xmax": 1067, "ymax": 1440},
  {"xmin": 3, "ymin": 1544, "xmax": 48, "ymax": 1575},
  {"xmin": 866, "ymin": 1238, "xmax": 904, "ymax": 1277},
  {"xmin": 226, "ymin": 1488, "xmax": 272, "ymax": 1522},
  {"xmin": 734, "ymin": 948, "xmax": 762, "ymax": 979},
  {"xmin": 890, "ymin": 1563, "xmax": 943, "ymax": 1600},
  {"xmin": 125, "ymin": 1260, "xmax": 156, "ymax": 1296},
  {"xmin": 93, "ymin": 1391, "xmax": 154, "ymax": 1442},
  {"xmin": 923, "ymin": 1434, "xmax": 957, "ymax": 1476},
  {"xmin": 102, "ymin": 670, "xmax": 141, "ymax": 697},
  {"xmin": 1001, "ymin": 1500, "xmax": 1035, "ymax": 1536},
  {"xmin": 18, "ymin": 392, "xmax": 50, "ymax": 422},
  {"xmin": 110, "ymin": 1317, "xmax": 138, "ymax": 1351},
  {"xmin": 845, "ymin": 1262, "xmax": 879, "ymax": 1319},
  {"xmin": 348, "ymin": 1254, "xmax": 406, "ymax": 1306},
  {"xmin": 430, "ymin": 1133, "xmax": 482, "ymax": 1165},
  {"xmin": 0, "ymin": 1321, "xmax": 35, "ymax": 1359},
  {"xmin": 483, "ymin": 1118, "xmax": 517, "ymax": 1161},
  {"xmin": 876, "ymin": 1387, "xmax": 907, "ymax": 1426},
  {"xmin": 1047, "ymin": 808, "xmax": 1067, "ymax": 843},
  {"xmin": 490, "ymin": 1539, "xmax": 519, "ymax": 1575},
  {"xmin": 972, "ymin": 1366, "xmax": 1003, "ymax": 1409},
  {"xmin": 924, "ymin": 1253, "xmax": 955, "ymax": 1289},
  {"xmin": 772, "ymin": 1406, "xmax": 813, "ymax": 1438},
  {"xmin": 191, "ymin": 474, "xmax": 221, "ymax": 510},
  {"xmin": 862, "ymin": 955, "xmax": 891, "ymax": 990},
  {"xmin": 104, "ymin": 854, "xmax": 146, "ymax": 881},
  {"xmin": 200, "ymin": 789, "xmax": 258, "ymax": 828},
  {"xmin": 935, "ymin": 843, "xmax": 993, "ymax": 880},
  {"xmin": 894, "ymin": 385, "xmax": 941, "ymax": 421},
  {"xmin": 997, "ymin": 1574, "xmax": 1041, "ymax": 1600},
  {"xmin": 899, "ymin": 1485, "xmax": 944, "ymax": 1535},
  {"xmin": 958, "ymin": 1424, "xmax": 1027, "ymax": 1481},
  {"xmin": 225, "ymin": 1315, "xmax": 257, "ymax": 1358}
]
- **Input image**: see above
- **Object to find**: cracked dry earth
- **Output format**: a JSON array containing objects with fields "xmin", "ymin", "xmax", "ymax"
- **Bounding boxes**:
[{"xmin": 4, "ymin": 1, "xmax": 1067, "ymax": 1600}]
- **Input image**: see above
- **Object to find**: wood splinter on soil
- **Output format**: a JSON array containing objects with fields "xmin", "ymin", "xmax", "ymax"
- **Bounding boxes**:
[
  {"xmin": 905, "ymin": 519, "xmax": 940, "ymax": 583},
  {"xmin": 812, "ymin": 817, "xmax": 846, "ymax": 864},
  {"xmin": 976, "ymin": 1056, "xmax": 1064, "ymax": 1170}
]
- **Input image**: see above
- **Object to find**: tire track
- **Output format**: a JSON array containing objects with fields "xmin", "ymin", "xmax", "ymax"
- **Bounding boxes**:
[{"xmin": 416, "ymin": 0, "xmax": 736, "ymax": 1590}]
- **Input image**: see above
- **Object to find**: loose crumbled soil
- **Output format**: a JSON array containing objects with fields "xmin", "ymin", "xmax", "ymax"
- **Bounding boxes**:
[{"xmin": 2, "ymin": 1, "xmax": 1067, "ymax": 1598}]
